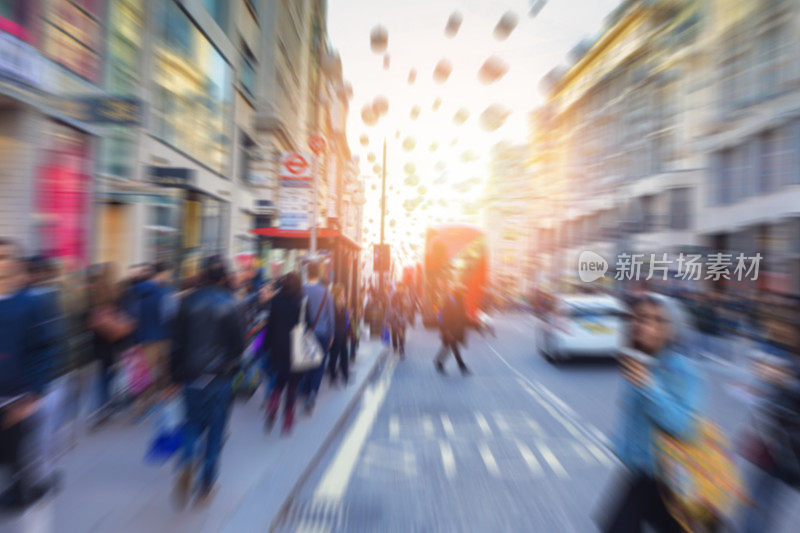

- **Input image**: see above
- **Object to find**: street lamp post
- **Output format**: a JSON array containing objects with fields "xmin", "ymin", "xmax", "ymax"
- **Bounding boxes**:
[
  {"xmin": 310, "ymin": 154, "xmax": 319, "ymax": 255},
  {"xmin": 379, "ymin": 137, "xmax": 387, "ymax": 292}
]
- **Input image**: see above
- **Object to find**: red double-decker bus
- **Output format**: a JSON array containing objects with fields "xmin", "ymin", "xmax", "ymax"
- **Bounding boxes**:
[{"xmin": 422, "ymin": 224, "xmax": 488, "ymax": 327}]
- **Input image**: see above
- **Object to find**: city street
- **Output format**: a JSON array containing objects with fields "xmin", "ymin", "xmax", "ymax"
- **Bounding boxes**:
[
  {"xmin": 278, "ymin": 314, "xmax": 623, "ymax": 532},
  {"xmin": 276, "ymin": 313, "xmax": 800, "ymax": 533}
]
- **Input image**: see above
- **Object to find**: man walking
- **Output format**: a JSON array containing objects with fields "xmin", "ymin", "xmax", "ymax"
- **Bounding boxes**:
[
  {"xmin": 434, "ymin": 282, "xmax": 470, "ymax": 376},
  {"xmin": 300, "ymin": 260, "xmax": 334, "ymax": 414},
  {"xmin": 169, "ymin": 256, "xmax": 245, "ymax": 508},
  {"xmin": 0, "ymin": 240, "xmax": 57, "ymax": 512}
]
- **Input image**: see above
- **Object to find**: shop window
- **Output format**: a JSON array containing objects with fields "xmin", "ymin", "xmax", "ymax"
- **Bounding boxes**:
[
  {"xmin": 153, "ymin": 1, "xmax": 232, "ymax": 175},
  {"xmin": 145, "ymin": 203, "xmax": 178, "ymax": 263},
  {"xmin": 36, "ymin": 122, "xmax": 91, "ymax": 266}
]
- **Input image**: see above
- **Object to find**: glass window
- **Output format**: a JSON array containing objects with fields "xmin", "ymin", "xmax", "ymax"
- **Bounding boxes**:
[
  {"xmin": 718, "ymin": 149, "xmax": 733, "ymax": 205},
  {"xmin": 760, "ymin": 130, "xmax": 778, "ymax": 193},
  {"xmin": 43, "ymin": 0, "xmax": 103, "ymax": 83},
  {"xmin": 153, "ymin": 1, "xmax": 233, "ymax": 175},
  {"xmin": 202, "ymin": 0, "xmax": 228, "ymax": 31},
  {"xmin": 99, "ymin": 0, "xmax": 143, "ymax": 179},
  {"xmin": 240, "ymin": 43, "xmax": 256, "ymax": 98},
  {"xmin": 239, "ymin": 131, "xmax": 255, "ymax": 183},
  {"xmin": 760, "ymin": 25, "xmax": 792, "ymax": 98},
  {"xmin": 669, "ymin": 188, "xmax": 691, "ymax": 230}
]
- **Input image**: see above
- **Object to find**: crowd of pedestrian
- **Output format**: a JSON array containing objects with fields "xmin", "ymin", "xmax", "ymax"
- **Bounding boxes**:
[{"xmin": 0, "ymin": 239, "xmax": 371, "ymax": 513}]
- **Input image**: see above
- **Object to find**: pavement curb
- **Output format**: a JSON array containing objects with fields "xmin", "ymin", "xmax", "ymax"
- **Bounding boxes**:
[{"xmin": 267, "ymin": 344, "xmax": 391, "ymax": 532}]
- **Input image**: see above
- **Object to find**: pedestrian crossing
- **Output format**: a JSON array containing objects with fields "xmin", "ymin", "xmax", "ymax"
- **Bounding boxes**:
[{"xmin": 354, "ymin": 409, "xmax": 617, "ymax": 482}]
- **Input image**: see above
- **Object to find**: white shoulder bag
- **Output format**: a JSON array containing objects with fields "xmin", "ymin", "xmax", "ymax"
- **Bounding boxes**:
[{"xmin": 290, "ymin": 291, "xmax": 327, "ymax": 372}]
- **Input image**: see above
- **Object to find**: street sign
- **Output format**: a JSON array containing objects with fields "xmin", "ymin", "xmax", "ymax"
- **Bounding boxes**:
[
  {"xmin": 59, "ymin": 95, "xmax": 142, "ymax": 126},
  {"xmin": 148, "ymin": 167, "xmax": 195, "ymax": 189},
  {"xmin": 309, "ymin": 134, "xmax": 326, "ymax": 155},
  {"xmin": 280, "ymin": 212, "xmax": 310, "ymax": 230},
  {"xmin": 279, "ymin": 152, "xmax": 313, "ymax": 181}
]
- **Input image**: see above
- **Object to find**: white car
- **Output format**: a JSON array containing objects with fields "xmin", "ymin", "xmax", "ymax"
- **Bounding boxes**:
[{"xmin": 537, "ymin": 294, "xmax": 628, "ymax": 363}]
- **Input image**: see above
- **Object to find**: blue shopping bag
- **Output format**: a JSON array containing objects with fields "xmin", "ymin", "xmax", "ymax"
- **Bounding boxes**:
[
  {"xmin": 381, "ymin": 325, "xmax": 390, "ymax": 345},
  {"xmin": 145, "ymin": 399, "xmax": 184, "ymax": 465}
]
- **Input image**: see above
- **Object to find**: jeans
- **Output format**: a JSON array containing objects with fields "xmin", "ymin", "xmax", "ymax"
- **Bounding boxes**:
[
  {"xmin": 300, "ymin": 334, "xmax": 330, "ymax": 401},
  {"xmin": 180, "ymin": 378, "xmax": 232, "ymax": 490},
  {"xmin": 328, "ymin": 338, "xmax": 349, "ymax": 382}
]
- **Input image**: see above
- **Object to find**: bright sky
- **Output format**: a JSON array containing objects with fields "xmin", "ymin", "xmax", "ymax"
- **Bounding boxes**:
[{"xmin": 328, "ymin": 0, "xmax": 620, "ymax": 267}]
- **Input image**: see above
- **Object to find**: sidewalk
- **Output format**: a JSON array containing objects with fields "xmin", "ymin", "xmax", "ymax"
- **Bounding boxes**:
[{"xmin": 0, "ymin": 340, "xmax": 388, "ymax": 533}]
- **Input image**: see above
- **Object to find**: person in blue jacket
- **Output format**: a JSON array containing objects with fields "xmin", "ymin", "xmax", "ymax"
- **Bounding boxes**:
[
  {"xmin": 298, "ymin": 260, "xmax": 334, "ymax": 414},
  {"xmin": 602, "ymin": 294, "xmax": 704, "ymax": 533},
  {"xmin": 0, "ymin": 241, "xmax": 58, "ymax": 511}
]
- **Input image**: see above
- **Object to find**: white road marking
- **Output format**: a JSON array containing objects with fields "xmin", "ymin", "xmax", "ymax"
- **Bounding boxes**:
[
  {"xmin": 314, "ymin": 357, "xmax": 397, "ymax": 502},
  {"xmin": 389, "ymin": 415, "xmax": 399, "ymax": 441},
  {"xmin": 518, "ymin": 378, "xmax": 581, "ymax": 438},
  {"xmin": 581, "ymin": 439, "xmax": 615, "ymax": 466},
  {"xmin": 489, "ymin": 342, "xmax": 611, "ymax": 450},
  {"xmin": 588, "ymin": 424, "xmax": 612, "ymax": 447},
  {"xmin": 440, "ymin": 413, "xmax": 455, "ymax": 438},
  {"xmin": 492, "ymin": 411, "xmax": 510, "ymax": 433},
  {"xmin": 514, "ymin": 439, "xmax": 543, "ymax": 476},
  {"xmin": 475, "ymin": 412, "xmax": 492, "ymax": 437},
  {"xmin": 538, "ymin": 385, "xmax": 578, "ymax": 417},
  {"xmin": 440, "ymin": 440, "xmax": 456, "ymax": 479},
  {"xmin": 422, "ymin": 415, "xmax": 435, "ymax": 437},
  {"xmin": 572, "ymin": 441, "xmax": 593, "ymax": 463},
  {"xmin": 525, "ymin": 415, "xmax": 543, "ymax": 435},
  {"xmin": 536, "ymin": 440, "xmax": 568, "ymax": 478},
  {"xmin": 478, "ymin": 442, "xmax": 500, "ymax": 477}
]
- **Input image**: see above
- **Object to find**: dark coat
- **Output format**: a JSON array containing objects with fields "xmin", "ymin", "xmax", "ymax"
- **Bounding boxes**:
[
  {"xmin": 170, "ymin": 285, "xmax": 245, "ymax": 384},
  {"xmin": 264, "ymin": 289, "xmax": 302, "ymax": 376},
  {"xmin": 440, "ymin": 293, "xmax": 467, "ymax": 344},
  {"xmin": 0, "ymin": 290, "xmax": 59, "ymax": 396}
]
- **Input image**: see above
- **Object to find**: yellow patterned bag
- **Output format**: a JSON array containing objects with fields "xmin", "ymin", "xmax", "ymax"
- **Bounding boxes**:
[{"xmin": 655, "ymin": 419, "xmax": 745, "ymax": 531}]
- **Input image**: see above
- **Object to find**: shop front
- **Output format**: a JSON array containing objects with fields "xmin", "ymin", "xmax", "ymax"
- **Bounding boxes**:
[{"xmin": 251, "ymin": 227, "xmax": 361, "ymax": 300}]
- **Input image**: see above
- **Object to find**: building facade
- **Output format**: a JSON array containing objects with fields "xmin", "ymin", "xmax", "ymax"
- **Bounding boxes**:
[
  {"xmin": 532, "ymin": 0, "xmax": 707, "ymax": 291},
  {"xmin": 0, "ymin": 0, "xmax": 362, "ymax": 281},
  {"xmin": 486, "ymin": 142, "xmax": 537, "ymax": 297},
  {"xmin": 701, "ymin": 0, "xmax": 800, "ymax": 296}
]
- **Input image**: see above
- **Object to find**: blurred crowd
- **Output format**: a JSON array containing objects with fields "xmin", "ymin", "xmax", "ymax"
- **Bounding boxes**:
[{"xmin": 0, "ymin": 238, "xmax": 365, "ymax": 513}]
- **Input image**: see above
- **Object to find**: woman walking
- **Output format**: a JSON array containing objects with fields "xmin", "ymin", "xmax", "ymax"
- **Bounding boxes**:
[
  {"xmin": 263, "ymin": 272, "xmax": 304, "ymax": 435},
  {"xmin": 86, "ymin": 263, "xmax": 134, "ymax": 427},
  {"xmin": 328, "ymin": 284, "xmax": 350, "ymax": 386},
  {"xmin": 600, "ymin": 295, "xmax": 703, "ymax": 532}
]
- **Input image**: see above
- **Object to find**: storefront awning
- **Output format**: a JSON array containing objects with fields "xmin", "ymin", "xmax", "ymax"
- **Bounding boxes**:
[{"xmin": 250, "ymin": 227, "xmax": 360, "ymax": 250}]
